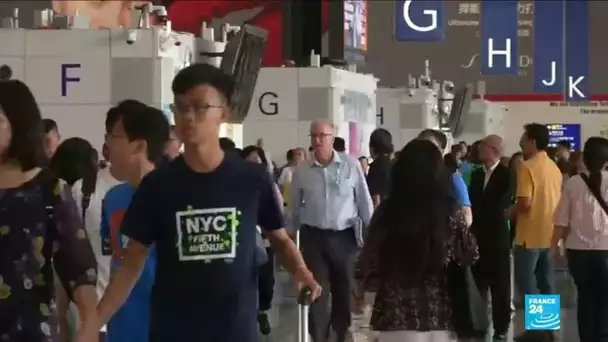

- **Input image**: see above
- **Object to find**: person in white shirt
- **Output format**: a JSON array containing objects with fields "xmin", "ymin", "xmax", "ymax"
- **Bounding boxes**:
[
  {"xmin": 552, "ymin": 137, "xmax": 608, "ymax": 342},
  {"xmin": 72, "ymin": 164, "xmax": 121, "ymax": 302},
  {"xmin": 277, "ymin": 148, "xmax": 306, "ymax": 205}
]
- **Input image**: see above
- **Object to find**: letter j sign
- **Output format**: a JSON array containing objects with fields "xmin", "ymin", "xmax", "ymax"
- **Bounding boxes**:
[{"xmin": 395, "ymin": 0, "xmax": 445, "ymax": 41}]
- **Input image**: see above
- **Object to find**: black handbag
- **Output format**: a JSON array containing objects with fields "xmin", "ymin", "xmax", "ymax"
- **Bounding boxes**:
[
  {"xmin": 447, "ymin": 224, "xmax": 489, "ymax": 337},
  {"xmin": 447, "ymin": 263, "xmax": 489, "ymax": 336}
]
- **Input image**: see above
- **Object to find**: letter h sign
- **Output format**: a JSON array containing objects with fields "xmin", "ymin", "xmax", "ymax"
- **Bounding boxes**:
[
  {"xmin": 395, "ymin": 0, "xmax": 445, "ymax": 41},
  {"xmin": 481, "ymin": 1, "xmax": 519, "ymax": 76}
]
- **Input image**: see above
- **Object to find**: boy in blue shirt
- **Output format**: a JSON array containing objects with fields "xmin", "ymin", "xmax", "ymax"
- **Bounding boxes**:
[
  {"xmin": 100, "ymin": 105, "xmax": 170, "ymax": 342},
  {"xmin": 418, "ymin": 129, "xmax": 473, "ymax": 225}
]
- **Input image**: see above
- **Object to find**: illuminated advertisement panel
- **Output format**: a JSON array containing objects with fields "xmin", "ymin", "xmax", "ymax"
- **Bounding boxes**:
[{"xmin": 344, "ymin": 0, "xmax": 367, "ymax": 52}]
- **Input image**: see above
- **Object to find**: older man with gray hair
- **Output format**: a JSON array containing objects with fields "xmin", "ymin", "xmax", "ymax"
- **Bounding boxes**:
[
  {"xmin": 290, "ymin": 120, "xmax": 374, "ymax": 342},
  {"xmin": 468, "ymin": 134, "xmax": 515, "ymax": 341}
]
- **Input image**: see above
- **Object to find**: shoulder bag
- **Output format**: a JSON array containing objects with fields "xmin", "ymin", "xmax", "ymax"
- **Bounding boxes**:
[
  {"xmin": 580, "ymin": 173, "xmax": 608, "ymax": 215},
  {"xmin": 446, "ymin": 212, "xmax": 489, "ymax": 337}
]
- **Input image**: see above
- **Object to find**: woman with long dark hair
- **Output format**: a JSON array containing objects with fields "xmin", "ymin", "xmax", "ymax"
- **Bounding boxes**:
[
  {"xmin": 48, "ymin": 137, "xmax": 99, "ymax": 340},
  {"xmin": 553, "ymin": 137, "xmax": 608, "ymax": 342},
  {"xmin": 0, "ymin": 80, "xmax": 98, "ymax": 341},
  {"xmin": 355, "ymin": 139, "xmax": 478, "ymax": 342}
]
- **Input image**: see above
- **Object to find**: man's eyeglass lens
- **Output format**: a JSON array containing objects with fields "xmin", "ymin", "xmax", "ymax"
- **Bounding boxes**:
[{"xmin": 171, "ymin": 103, "xmax": 220, "ymax": 115}]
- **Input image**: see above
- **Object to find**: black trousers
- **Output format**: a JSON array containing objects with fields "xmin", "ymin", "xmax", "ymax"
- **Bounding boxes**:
[
  {"xmin": 300, "ymin": 225, "xmax": 358, "ymax": 342},
  {"xmin": 568, "ymin": 249, "xmax": 608, "ymax": 342},
  {"xmin": 258, "ymin": 247, "xmax": 275, "ymax": 311},
  {"xmin": 472, "ymin": 245, "xmax": 511, "ymax": 334}
]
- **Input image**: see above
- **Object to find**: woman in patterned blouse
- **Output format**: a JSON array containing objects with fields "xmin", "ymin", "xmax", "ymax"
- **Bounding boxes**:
[
  {"xmin": 355, "ymin": 139, "xmax": 478, "ymax": 342},
  {"xmin": 0, "ymin": 80, "xmax": 99, "ymax": 342}
]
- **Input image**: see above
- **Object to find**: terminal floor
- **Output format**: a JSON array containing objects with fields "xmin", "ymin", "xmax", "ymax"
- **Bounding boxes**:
[{"xmin": 264, "ymin": 270, "xmax": 579, "ymax": 342}]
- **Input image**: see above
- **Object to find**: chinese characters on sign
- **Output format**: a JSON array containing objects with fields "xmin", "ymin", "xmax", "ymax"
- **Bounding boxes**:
[
  {"xmin": 457, "ymin": 3, "xmax": 480, "ymax": 15},
  {"xmin": 387, "ymin": 1, "xmax": 604, "ymax": 98},
  {"xmin": 549, "ymin": 101, "xmax": 608, "ymax": 115}
]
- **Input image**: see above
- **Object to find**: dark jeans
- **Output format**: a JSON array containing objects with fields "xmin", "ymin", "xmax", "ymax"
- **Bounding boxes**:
[
  {"xmin": 513, "ymin": 246, "xmax": 556, "ymax": 302},
  {"xmin": 567, "ymin": 249, "xmax": 608, "ymax": 342},
  {"xmin": 300, "ymin": 225, "xmax": 358, "ymax": 342},
  {"xmin": 472, "ymin": 247, "xmax": 511, "ymax": 334},
  {"xmin": 258, "ymin": 247, "xmax": 275, "ymax": 311}
]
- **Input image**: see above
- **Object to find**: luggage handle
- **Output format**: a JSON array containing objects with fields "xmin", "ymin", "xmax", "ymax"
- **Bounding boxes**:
[
  {"xmin": 297, "ymin": 287, "xmax": 312, "ymax": 342},
  {"xmin": 297, "ymin": 286, "xmax": 313, "ymax": 306}
]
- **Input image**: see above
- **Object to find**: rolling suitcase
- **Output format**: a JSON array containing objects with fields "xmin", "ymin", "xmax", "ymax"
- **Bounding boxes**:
[{"xmin": 297, "ymin": 287, "xmax": 312, "ymax": 342}]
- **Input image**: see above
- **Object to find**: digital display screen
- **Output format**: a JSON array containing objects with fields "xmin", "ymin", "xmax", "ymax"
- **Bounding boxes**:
[
  {"xmin": 344, "ymin": 0, "xmax": 367, "ymax": 52},
  {"xmin": 546, "ymin": 124, "xmax": 581, "ymax": 151}
]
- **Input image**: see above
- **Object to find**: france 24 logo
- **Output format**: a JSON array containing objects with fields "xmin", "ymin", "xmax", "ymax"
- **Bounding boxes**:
[
  {"xmin": 525, "ymin": 294, "xmax": 561, "ymax": 331},
  {"xmin": 394, "ymin": 0, "xmax": 445, "ymax": 41}
]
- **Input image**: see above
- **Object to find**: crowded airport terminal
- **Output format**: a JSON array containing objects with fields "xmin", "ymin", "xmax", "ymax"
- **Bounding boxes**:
[{"xmin": 1, "ymin": 1, "xmax": 607, "ymax": 342}]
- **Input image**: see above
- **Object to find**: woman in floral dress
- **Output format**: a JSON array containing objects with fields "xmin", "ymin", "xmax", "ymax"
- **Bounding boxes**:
[{"xmin": 0, "ymin": 80, "xmax": 99, "ymax": 342}]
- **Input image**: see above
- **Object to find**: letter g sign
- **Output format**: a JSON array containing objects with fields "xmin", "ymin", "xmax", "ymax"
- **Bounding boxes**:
[{"xmin": 395, "ymin": 0, "xmax": 445, "ymax": 41}]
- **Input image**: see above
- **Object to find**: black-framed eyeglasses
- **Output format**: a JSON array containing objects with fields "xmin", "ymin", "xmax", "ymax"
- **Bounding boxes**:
[
  {"xmin": 309, "ymin": 133, "xmax": 333, "ymax": 139},
  {"xmin": 170, "ymin": 103, "xmax": 222, "ymax": 116},
  {"xmin": 105, "ymin": 133, "xmax": 127, "ymax": 141}
]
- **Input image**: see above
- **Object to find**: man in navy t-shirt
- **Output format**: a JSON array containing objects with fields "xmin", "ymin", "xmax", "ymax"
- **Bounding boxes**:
[{"xmin": 86, "ymin": 64, "xmax": 322, "ymax": 342}]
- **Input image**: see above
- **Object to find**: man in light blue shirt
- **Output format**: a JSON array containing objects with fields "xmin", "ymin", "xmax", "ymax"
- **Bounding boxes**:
[
  {"xmin": 290, "ymin": 120, "xmax": 374, "ymax": 342},
  {"xmin": 418, "ymin": 129, "xmax": 472, "ymax": 225}
]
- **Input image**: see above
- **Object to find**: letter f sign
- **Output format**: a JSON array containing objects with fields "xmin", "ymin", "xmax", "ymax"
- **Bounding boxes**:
[{"xmin": 395, "ymin": 0, "xmax": 445, "ymax": 41}]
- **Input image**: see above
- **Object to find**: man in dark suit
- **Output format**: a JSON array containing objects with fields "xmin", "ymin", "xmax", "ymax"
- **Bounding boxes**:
[{"xmin": 468, "ymin": 135, "xmax": 514, "ymax": 341}]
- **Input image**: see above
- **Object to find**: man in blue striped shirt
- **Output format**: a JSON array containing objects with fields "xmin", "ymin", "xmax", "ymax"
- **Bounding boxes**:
[{"xmin": 290, "ymin": 120, "xmax": 374, "ymax": 342}]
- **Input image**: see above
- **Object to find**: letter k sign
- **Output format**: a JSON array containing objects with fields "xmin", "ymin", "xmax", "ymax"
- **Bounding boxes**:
[{"xmin": 395, "ymin": 0, "xmax": 445, "ymax": 41}]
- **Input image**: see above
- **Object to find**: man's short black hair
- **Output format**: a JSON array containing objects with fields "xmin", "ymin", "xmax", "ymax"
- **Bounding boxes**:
[
  {"xmin": 286, "ymin": 149, "xmax": 294, "ymax": 161},
  {"xmin": 523, "ymin": 123, "xmax": 550, "ymax": 150},
  {"xmin": 219, "ymin": 137, "xmax": 236, "ymax": 151},
  {"xmin": 451, "ymin": 143, "xmax": 466, "ymax": 154},
  {"xmin": 122, "ymin": 106, "xmax": 170, "ymax": 163},
  {"xmin": 369, "ymin": 128, "xmax": 394, "ymax": 155},
  {"xmin": 0, "ymin": 80, "xmax": 47, "ymax": 171},
  {"xmin": 105, "ymin": 99, "xmax": 147, "ymax": 134},
  {"xmin": 333, "ymin": 137, "xmax": 346, "ymax": 152},
  {"xmin": 172, "ymin": 64, "xmax": 235, "ymax": 105},
  {"xmin": 49, "ymin": 137, "xmax": 97, "ymax": 186},
  {"xmin": 418, "ymin": 129, "xmax": 447, "ymax": 150},
  {"xmin": 557, "ymin": 140, "xmax": 571, "ymax": 150},
  {"xmin": 42, "ymin": 118, "xmax": 58, "ymax": 134}
]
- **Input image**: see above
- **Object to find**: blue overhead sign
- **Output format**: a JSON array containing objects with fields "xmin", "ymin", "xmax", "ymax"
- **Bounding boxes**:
[
  {"xmin": 480, "ymin": 0, "xmax": 519, "ymax": 75},
  {"xmin": 394, "ymin": 0, "xmax": 445, "ymax": 41},
  {"xmin": 534, "ymin": 1, "xmax": 565, "ymax": 95}
]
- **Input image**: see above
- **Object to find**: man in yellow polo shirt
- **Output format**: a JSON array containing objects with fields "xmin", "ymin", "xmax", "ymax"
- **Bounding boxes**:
[{"xmin": 510, "ymin": 123, "xmax": 562, "ymax": 341}]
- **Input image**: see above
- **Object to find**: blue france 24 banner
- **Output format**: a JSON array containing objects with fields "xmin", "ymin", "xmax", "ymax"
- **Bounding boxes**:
[
  {"xmin": 480, "ymin": 0, "xmax": 518, "ymax": 76},
  {"xmin": 394, "ymin": 0, "xmax": 445, "ymax": 41}
]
